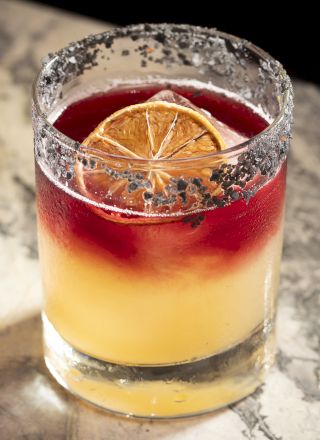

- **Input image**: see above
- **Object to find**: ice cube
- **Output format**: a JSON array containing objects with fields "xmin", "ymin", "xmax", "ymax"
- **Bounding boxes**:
[{"xmin": 148, "ymin": 90, "xmax": 247, "ymax": 148}]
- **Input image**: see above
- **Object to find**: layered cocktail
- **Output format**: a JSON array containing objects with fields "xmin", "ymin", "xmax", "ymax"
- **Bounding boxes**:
[{"xmin": 33, "ymin": 25, "xmax": 293, "ymax": 417}]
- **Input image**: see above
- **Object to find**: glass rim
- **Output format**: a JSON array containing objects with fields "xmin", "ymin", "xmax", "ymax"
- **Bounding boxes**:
[{"xmin": 32, "ymin": 23, "xmax": 293, "ymax": 166}]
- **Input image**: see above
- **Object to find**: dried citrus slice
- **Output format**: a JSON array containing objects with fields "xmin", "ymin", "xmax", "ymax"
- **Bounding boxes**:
[
  {"xmin": 76, "ymin": 100, "xmax": 225, "ymax": 222},
  {"xmin": 82, "ymin": 101, "xmax": 225, "ymax": 159}
]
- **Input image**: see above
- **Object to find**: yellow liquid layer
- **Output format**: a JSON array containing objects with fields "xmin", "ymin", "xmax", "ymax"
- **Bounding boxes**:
[{"xmin": 39, "ymin": 222, "xmax": 283, "ymax": 366}]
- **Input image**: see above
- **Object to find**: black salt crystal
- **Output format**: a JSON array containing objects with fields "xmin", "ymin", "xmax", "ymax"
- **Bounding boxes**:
[
  {"xmin": 128, "ymin": 182, "xmax": 139, "ymax": 192},
  {"xmin": 177, "ymin": 179, "xmax": 188, "ymax": 191},
  {"xmin": 210, "ymin": 170, "xmax": 220, "ymax": 182},
  {"xmin": 143, "ymin": 191, "xmax": 153, "ymax": 200}
]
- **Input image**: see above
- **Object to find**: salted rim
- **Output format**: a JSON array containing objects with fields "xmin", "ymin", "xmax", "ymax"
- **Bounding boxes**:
[{"xmin": 32, "ymin": 23, "xmax": 293, "ymax": 165}]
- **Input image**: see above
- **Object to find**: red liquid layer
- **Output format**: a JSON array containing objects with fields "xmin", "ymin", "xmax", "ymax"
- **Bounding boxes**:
[
  {"xmin": 37, "ymin": 85, "xmax": 286, "ymax": 274},
  {"xmin": 36, "ymin": 163, "xmax": 286, "ymax": 275}
]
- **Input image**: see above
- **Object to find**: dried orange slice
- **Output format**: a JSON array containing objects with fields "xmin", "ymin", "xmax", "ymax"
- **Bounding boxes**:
[
  {"xmin": 76, "ymin": 101, "xmax": 225, "ymax": 222},
  {"xmin": 82, "ymin": 101, "xmax": 225, "ymax": 159}
]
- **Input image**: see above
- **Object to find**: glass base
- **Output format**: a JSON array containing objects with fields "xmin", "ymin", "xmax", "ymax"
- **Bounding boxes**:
[{"xmin": 43, "ymin": 314, "xmax": 276, "ymax": 418}]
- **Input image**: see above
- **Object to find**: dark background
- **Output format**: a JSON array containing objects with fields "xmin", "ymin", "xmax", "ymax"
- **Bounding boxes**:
[{"xmin": 34, "ymin": 1, "xmax": 317, "ymax": 84}]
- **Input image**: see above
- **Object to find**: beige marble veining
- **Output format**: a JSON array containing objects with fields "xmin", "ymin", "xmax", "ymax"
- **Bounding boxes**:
[{"xmin": 0, "ymin": 1, "xmax": 319, "ymax": 439}]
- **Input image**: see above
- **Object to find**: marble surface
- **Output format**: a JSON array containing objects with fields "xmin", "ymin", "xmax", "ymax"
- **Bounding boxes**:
[{"xmin": 0, "ymin": 1, "xmax": 319, "ymax": 438}]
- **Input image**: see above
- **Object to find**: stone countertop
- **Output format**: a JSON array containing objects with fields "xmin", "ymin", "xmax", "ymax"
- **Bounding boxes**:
[{"xmin": 0, "ymin": 1, "xmax": 319, "ymax": 439}]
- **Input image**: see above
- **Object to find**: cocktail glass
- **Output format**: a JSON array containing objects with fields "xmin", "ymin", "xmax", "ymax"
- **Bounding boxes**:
[{"xmin": 32, "ymin": 24, "xmax": 293, "ymax": 418}]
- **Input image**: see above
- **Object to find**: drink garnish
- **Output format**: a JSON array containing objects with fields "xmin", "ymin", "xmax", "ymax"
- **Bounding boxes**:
[
  {"xmin": 82, "ymin": 100, "xmax": 226, "ymax": 159},
  {"xmin": 74, "ymin": 92, "xmax": 227, "ymax": 221}
]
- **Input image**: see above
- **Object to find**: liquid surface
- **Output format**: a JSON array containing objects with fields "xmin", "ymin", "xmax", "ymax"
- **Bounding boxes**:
[{"xmin": 54, "ymin": 84, "xmax": 268, "ymax": 144}]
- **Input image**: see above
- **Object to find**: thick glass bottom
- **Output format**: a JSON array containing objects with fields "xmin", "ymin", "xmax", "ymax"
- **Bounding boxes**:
[{"xmin": 43, "ymin": 314, "xmax": 276, "ymax": 418}]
